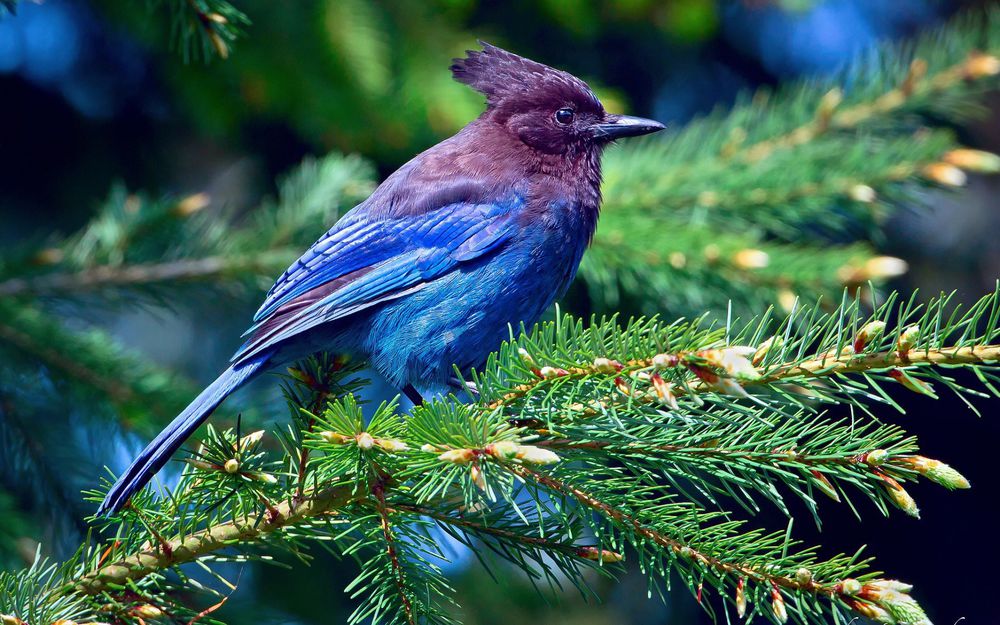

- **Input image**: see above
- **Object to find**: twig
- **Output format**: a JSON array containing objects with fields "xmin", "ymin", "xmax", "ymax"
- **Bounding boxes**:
[
  {"xmin": 73, "ymin": 483, "xmax": 359, "ymax": 595},
  {"xmin": 0, "ymin": 253, "xmax": 292, "ymax": 297},
  {"xmin": 508, "ymin": 464, "xmax": 836, "ymax": 597},
  {"xmin": 485, "ymin": 343, "xmax": 1000, "ymax": 413}
]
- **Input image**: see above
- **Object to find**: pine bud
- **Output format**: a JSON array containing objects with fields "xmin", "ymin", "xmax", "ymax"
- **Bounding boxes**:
[
  {"xmin": 794, "ymin": 567, "xmax": 813, "ymax": 586},
  {"xmin": 613, "ymin": 376, "xmax": 632, "ymax": 396},
  {"xmin": 694, "ymin": 188, "xmax": 720, "ymax": 208},
  {"xmin": 849, "ymin": 184, "xmax": 877, "ymax": 203},
  {"xmin": 897, "ymin": 325, "xmax": 920, "ymax": 354},
  {"xmin": 866, "ymin": 579, "xmax": 914, "ymax": 594},
  {"xmin": 854, "ymin": 320, "xmax": 886, "ymax": 352},
  {"xmin": 889, "ymin": 369, "xmax": 935, "ymax": 397},
  {"xmin": 319, "ymin": 431, "xmax": 351, "ymax": 445},
  {"xmin": 753, "ymin": 336, "xmax": 783, "ymax": 366},
  {"xmin": 699, "ymin": 347, "xmax": 761, "ymax": 380},
  {"xmin": 175, "ymin": 192, "xmax": 210, "ymax": 216},
  {"xmin": 898, "ymin": 456, "xmax": 970, "ymax": 490},
  {"xmin": 208, "ymin": 30, "xmax": 229, "ymax": 59},
  {"xmin": 923, "ymin": 162, "xmax": 967, "ymax": 186},
  {"xmin": 840, "ymin": 578, "xmax": 862, "ymax": 595},
  {"xmin": 882, "ymin": 476, "xmax": 920, "ymax": 518},
  {"xmin": 356, "ymin": 432, "xmax": 375, "ymax": 450},
  {"xmin": 865, "ymin": 449, "xmax": 890, "ymax": 466},
  {"xmin": 652, "ymin": 353, "xmax": 678, "ymax": 369},
  {"xmin": 375, "ymin": 438, "xmax": 408, "ymax": 453},
  {"xmin": 943, "ymin": 148, "xmax": 1000, "ymax": 173},
  {"xmin": 778, "ymin": 289, "xmax": 798, "ymax": 313},
  {"xmin": 966, "ymin": 52, "xmax": 1000, "ymax": 78},
  {"xmin": 593, "ymin": 357, "xmax": 622, "ymax": 374},
  {"xmin": 33, "ymin": 247, "xmax": 65, "ymax": 265},
  {"xmin": 576, "ymin": 546, "xmax": 624, "ymax": 562},
  {"xmin": 487, "ymin": 440, "xmax": 520, "ymax": 460},
  {"xmin": 184, "ymin": 459, "xmax": 216, "ymax": 471},
  {"xmin": 131, "ymin": 605, "xmax": 163, "ymax": 619},
  {"xmin": 811, "ymin": 470, "xmax": 841, "ymax": 502},
  {"xmin": 669, "ymin": 251, "xmax": 687, "ymax": 268},
  {"xmin": 237, "ymin": 429, "xmax": 265, "ymax": 449},
  {"xmin": 420, "ymin": 443, "xmax": 439, "ymax": 453},
  {"xmin": 517, "ymin": 347, "xmax": 536, "ymax": 366},
  {"xmin": 866, "ymin": 256, "xmax": 909, "ymax": 279},
  {"xmin": 515, "ymin": 445, "xmax": 560, "ymax": 465},
  {"xmin": 438, "ymin": 449, "xmax": 475, "ymax": 464},
  {"xmin": 872, "ymin": 590, "xmax": 932, "ymax": 625},
  {"xmin": 223, "ymin": 458, "xmax": 240, "ymax": 474},
  {"xmin": 732, "ymin": 249, "xmax": 770, "ymax": 270},
  {"xmin": 847, "ymin": 600, "xmax": 895, "ymax": 624},
  {"xmin": 711, "ymin": 377, "xmax": 751, "ymax": 398},
  {"xmin": 469, "ymin": 464, "xmax": 486, "ymax": 490},
  {"xmin": 771, "ymin": 588, "xmax": 788, "ymax": 624},
  {"xmin": 247, "ymin": 471, "xmax": 277, "ymax": 484},
  {"xmin": 816, "ymin": 87, "xmax": 843, "ymax": 129},
  {"xmin": 650, "ymin": 373, "xmax": 679, "ymax": 410},
  {"xmin": 735, "ymin": 578, "xmax": 747, "ymax": 618},
  {"xmin": 539, "ymin": 366, "xmax": 568, "ymax": 379}
]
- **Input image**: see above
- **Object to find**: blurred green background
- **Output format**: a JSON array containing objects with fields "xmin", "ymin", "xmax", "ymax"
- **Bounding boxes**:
[{"xmin": 2, "ymin": 1, "xmax": 998, "ymax": 623}]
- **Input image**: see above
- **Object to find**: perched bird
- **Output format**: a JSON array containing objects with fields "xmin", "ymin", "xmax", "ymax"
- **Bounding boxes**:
[{"xmin": 98, "ymin": 43, "xmax": 664, "ymax": 515}]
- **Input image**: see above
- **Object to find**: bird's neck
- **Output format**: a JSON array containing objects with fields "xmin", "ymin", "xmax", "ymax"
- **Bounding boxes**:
[{"xmin": 462, "ymin": 120, "xmax": 604, "ymax": 211}]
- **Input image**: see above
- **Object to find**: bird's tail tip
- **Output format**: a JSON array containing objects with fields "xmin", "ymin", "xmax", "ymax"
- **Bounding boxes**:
[{"xmin": 95, "ymin": 356, "xmax": 269, "ymax": 516}]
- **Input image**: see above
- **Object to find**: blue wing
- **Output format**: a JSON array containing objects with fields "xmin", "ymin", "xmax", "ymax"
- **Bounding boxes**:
[{"xmin": 231, "ymin": 190, "xmax": 523, "ymax": 364}]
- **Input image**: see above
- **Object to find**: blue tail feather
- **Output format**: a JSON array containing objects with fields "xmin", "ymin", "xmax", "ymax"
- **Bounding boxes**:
[{"xmin": 97, "ymin": 355, "xmax": 270, "ymax": 516}]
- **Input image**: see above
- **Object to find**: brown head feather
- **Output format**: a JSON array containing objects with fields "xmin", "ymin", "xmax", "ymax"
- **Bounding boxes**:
[{"xmin": 451, "ymin": 42, "xmax": 600, "ymax": 112}]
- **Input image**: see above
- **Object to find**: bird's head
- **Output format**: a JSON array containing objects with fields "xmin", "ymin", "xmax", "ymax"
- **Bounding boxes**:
[{"xmin": 451, "ymin": 42, "xmax": 665, "ymax": 157}]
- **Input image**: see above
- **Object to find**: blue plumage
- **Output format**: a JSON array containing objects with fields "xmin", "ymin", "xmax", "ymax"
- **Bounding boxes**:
[{"xmin": 97, "ymin": 42, "xmax": 663, "ymax": 516}]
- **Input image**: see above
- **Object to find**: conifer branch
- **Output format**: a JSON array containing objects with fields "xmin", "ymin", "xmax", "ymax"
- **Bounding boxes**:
[
  {"xmin": 509, "ymin": 464, "xmax": 829, "ymax": 595},
  {"xmin": 0, "ymin": 253, "xmax": 293, "ymax": 298},
  {"xmin": 372, "ymin": 480, "xmax": 416, "ymax": 625},
  {"xmin": 485, "ymin": 342, "xmax": 1000, "ymax": 413},
  {"xmin": 74, "ymin": 482, "xmax": 359, "ymax": 595}
]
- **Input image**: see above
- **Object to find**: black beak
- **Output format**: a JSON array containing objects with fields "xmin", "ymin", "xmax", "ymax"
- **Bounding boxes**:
[{"xmin": 591, "ymin": 114, "xmax": 666, "ymax": 140}]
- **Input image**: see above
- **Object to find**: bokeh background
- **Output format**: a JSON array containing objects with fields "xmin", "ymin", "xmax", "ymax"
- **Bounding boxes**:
[{"xmin": 1, "ymin": 1, "xmax": 998, "ymax": 623}]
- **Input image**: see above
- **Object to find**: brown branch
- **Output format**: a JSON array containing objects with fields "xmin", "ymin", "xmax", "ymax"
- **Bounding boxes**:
[
  {"xmin": 0, "ymin": 253, "xmax": 293, "ymax": 297},
  {"xmin": 736, "ymin": 53, "xmax": 991, "ymax": 165},
  {"xmin": 486, "ymin": 343, "xmax": 1000, "ymax": 414},
  {"xmin": 0, "ymin": 318, "xmax": 138, "ymax": 406},
  {"xmin": 390, "ymin": 503, "xmax": 587, "ymax": 558},
  {"xmin": 534, "ymin": 438, "xmax": 873, "ymax": 471},
  {"xmin": 73, "ymin": 483, "xmax": 360, "ymax": 595},
  {"xmin": 508, "ymin": 464, "xmax": 836, "ymax": 597},
  {"xmin": 372, "ymin": 480, "xmax": 415, "ymax": 625}
]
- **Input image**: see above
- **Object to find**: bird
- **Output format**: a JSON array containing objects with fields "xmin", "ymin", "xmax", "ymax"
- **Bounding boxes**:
[{"xmin": 97, "ymin": 42, "xmax": 664, "ymax": 515}]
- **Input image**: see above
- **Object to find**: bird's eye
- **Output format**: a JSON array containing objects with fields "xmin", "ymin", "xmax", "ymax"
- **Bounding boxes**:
[{"xmin": 555, "ymin": 108, "xmax": 575, "ymax": 125}]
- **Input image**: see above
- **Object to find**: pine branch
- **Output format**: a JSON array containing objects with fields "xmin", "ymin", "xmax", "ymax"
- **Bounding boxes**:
[
  {"xmin": 9, "ymin": 283, "xmax": 990, "ymax": 624},
  {"xmin": 0, "ymin": 300, "xmax": 193, "ymax": 429},
  {"xmin": 0, "ymin": 253, "xmax": 292, "ymax": 298},
  {"xmin": 74, "ymin": 482, "xmax": 360, "ymax": 595},
  {"xmin": 587, "ymin": 8, "xmax": 1000, "ymax": 316}
]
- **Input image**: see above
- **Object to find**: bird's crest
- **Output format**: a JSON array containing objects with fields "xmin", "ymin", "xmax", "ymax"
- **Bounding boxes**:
[{"xmin": 451, "ymin": 42, "xmax": 598, "ymax": 110}]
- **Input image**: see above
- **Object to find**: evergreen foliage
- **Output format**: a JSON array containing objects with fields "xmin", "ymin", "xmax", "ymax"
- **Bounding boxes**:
[
  {"xmin": 1, "ymin": 5, "xmax": 999, "ymax": 625},
  {"xmin": 4, "ymin": 290, "xmax": 1000, "ymax": 624}
]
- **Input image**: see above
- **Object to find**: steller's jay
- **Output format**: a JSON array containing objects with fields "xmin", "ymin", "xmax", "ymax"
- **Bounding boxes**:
[{"xmin": 98, "ymin": 43, "xmax": 664, "ymax": 515}]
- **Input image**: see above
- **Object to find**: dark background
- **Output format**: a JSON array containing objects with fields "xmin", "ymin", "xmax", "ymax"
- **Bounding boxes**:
[{"xmin": 1, "ymin": 1, "xmax": 997, "ymax": 623}]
